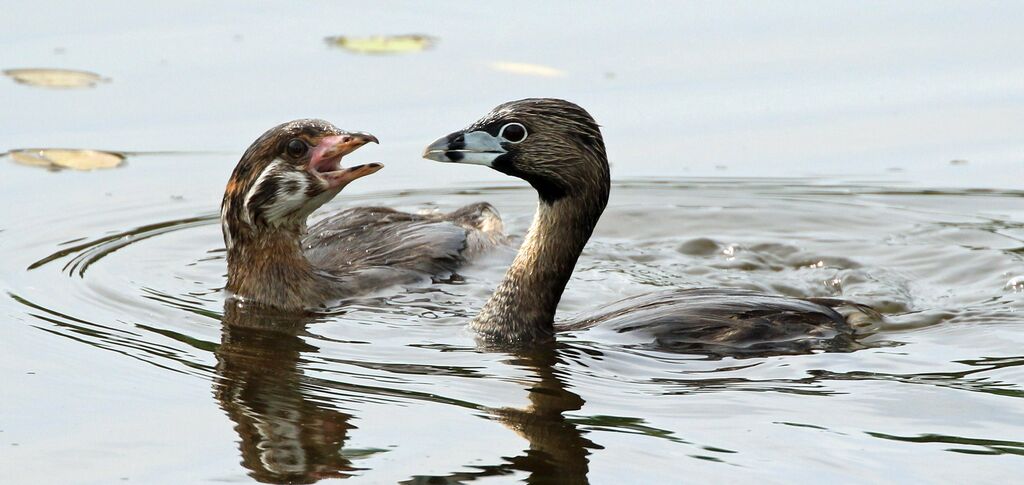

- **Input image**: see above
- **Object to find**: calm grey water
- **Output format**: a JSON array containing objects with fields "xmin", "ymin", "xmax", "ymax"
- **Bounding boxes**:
[{"xmin": 2, "ymin": 2, "xmax": 1023, "ymax": 483}]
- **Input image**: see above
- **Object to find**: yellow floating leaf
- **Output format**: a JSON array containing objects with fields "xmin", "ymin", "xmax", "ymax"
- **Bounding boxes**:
[
  {"xmin": 2, "ymin": 68, "xmax": 108, "ymax": 89},
  {"xmin": 488, "ymin": 62, "xmax": 566, "ymax": 78},
  {"xmin": 7, "ymin": 149, "xmax": 124, "ymax": 171},
  {"xmin": 325, "ymin": 35, "xmax": 436, "ymax": 55}
]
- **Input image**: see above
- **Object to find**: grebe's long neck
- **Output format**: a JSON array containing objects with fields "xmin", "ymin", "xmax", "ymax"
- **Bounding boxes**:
[{"xmin": 472, "ymin": 177, "xmax": 609, "ymax": 344}]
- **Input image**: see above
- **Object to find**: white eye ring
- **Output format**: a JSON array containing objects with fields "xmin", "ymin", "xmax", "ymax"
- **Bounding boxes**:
[{"xmin": 497, "ymin": 122, "xmax": 528, "ymax": 143}]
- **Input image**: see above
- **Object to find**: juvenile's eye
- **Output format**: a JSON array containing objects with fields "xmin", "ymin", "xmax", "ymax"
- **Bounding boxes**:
[
  {"xmin": 285, "ymin": 138, "xmax": 308, "ymax": 159},
  {"xmin": 498, "ymin": 122, "xmax": 527, "ymax": 143}
]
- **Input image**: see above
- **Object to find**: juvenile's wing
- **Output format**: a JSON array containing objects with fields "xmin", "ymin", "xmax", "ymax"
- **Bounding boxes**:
[
  {"xmin": 303, "ymin": 202, "xmax": 505, "ymax": 277},
  {"xmin": 303, "ymin": 206, "xmax": 471, "ymax": 276}
]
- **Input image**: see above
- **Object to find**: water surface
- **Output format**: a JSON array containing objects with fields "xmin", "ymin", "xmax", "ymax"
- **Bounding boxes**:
[
  {"xmin": 2, "ymin": 1, "xmax": 1023, "ymax": 483},
  {"xmin": 3, "ymin": 178, "xmax": 1023, "ymax": 482}
]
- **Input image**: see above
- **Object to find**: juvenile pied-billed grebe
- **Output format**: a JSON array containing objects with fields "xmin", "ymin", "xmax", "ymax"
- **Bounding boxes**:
[
  {"xmin": 424, "ymin": 99, "xmax": 876, "ymax": 355},
  {"xmin": 222, "ymin": 119, "xmax": 504, "ymax": 311}
]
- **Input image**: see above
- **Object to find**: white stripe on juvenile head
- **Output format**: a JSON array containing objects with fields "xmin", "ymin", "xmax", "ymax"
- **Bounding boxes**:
[
  {"xmin": 221, "ymin": 201, "xmax": 234, "ymax": 250},
  {"xmin": 262, "ymin": 169, "xmax": 311, "ymax": 225},
  {"xmin": 242, "ymin": 159, "xmax": 284, "ymax": 225},
  {"xmin": 241, "ymin": 158, "xmax": 330, "ymax": 228}
]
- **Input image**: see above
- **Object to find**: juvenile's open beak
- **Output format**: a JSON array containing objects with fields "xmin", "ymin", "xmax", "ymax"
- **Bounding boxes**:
[
  {"xmin": 310, "ymin": 132, "xmax": 378, "ymax": 170},
  {"xmin": 328, "ymin": 162, "xmax": 384, "ymax": 187},
  {"xmin": 309, "ymin": 131, "xmax": 382, "ymax": 188},
  {"xmin": 422, "ymin": 130, "xmax": 505, "ymax": 167}
]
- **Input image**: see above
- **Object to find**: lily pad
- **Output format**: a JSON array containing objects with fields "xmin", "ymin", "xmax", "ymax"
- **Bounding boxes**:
[
  {"xmin": 6, "ymin": 149, "xmax": 125, "ymax": 171},
  {"xmin": 325, "ymin": 34, "xmax": 435, "ymax": 55},
  {"xmin": 2, "ymin": 68, "xmax": 108, "ymax": 89},
  {"xmin": 488, "ymin": 61, "xmax": 566, "ymax": 78}
]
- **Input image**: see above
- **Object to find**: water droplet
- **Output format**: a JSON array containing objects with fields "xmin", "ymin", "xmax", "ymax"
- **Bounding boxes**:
[{"xmin": 1005, "ymin": 276, "xmax": 1024, "ymax": 293}]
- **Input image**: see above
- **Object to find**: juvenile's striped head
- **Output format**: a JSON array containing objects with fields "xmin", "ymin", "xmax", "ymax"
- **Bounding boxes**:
[{"xmin": 221, "ymin": 119, "xmax": 381, "ymax": 248}]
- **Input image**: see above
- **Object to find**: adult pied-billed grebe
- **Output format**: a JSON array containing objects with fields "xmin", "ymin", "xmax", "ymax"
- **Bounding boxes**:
[
  {"xmin": 222, "ymin": 118, "xmax": 504, "ymax": 311},
  {"xmin": 424, "ymin": 99, "xmax": 877, "ymax": 355}
]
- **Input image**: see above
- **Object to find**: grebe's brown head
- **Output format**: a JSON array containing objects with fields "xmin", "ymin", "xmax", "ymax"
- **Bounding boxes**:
[
  {"xmin": 423, "ymin": 98, "xmax": 607, "ymax": 204},
  {"xmin": 221, "ymin": 119, "xmax": 381, "ymax": 244}
]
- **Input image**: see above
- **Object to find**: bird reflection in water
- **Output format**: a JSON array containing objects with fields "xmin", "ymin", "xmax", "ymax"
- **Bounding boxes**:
[
  {"xmin": 407, "ymin": 342, "xmax": 599, "ymax": 485},
  {"xmin": 482, "ymin": 343, "xmax": 599, "ymax": 484},
  {"xmin": 215, "ymin": 303, "xmax": 597, "ymax": 483},
  {"xmin": 214, "ymin": 305, "xmax": 358, "ymax": 483}
]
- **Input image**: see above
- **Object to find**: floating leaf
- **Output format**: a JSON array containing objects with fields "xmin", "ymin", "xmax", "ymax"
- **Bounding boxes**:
[
  {"xmin": 488, "ymin": 61, "xmax": 566, "ymax": 78},
  {"xmin": 325, "ymin": 34, "xmax": 436, "ymax": 55},
  {"xmin": 2, "ymin": 68, "xmax": 108, "ymax": 89},
  {"xmin": 6, "ymin": 149, "xmax": 124, "ymax": 171}
]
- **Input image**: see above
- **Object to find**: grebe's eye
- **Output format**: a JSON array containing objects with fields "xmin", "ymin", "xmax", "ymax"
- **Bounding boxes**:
[
  {"xmin": 498, "ymin": 122, "xmax": 527, "ymax": 143},
  {"xmin": 285, "ymin": 138, "xmax": 308, "ymax": 159}
]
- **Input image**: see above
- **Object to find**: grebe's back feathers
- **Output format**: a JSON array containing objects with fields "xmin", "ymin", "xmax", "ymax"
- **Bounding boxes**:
[{"xmin": 566, "ymin": 288, "xmax": 877, "ymax": 356}]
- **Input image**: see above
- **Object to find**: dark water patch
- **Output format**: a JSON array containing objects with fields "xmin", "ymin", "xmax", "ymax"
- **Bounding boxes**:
[
  {"xmin": 775, "ymin": 422, "xmax": 832, "ymax": 431},
  {"xmin": 808, "ymin": 357, "xmax": 1024, "ymax": 399},
  {"xmin": 867, "ymin": 432, "xmax": 1024, "ymax": 457}
]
